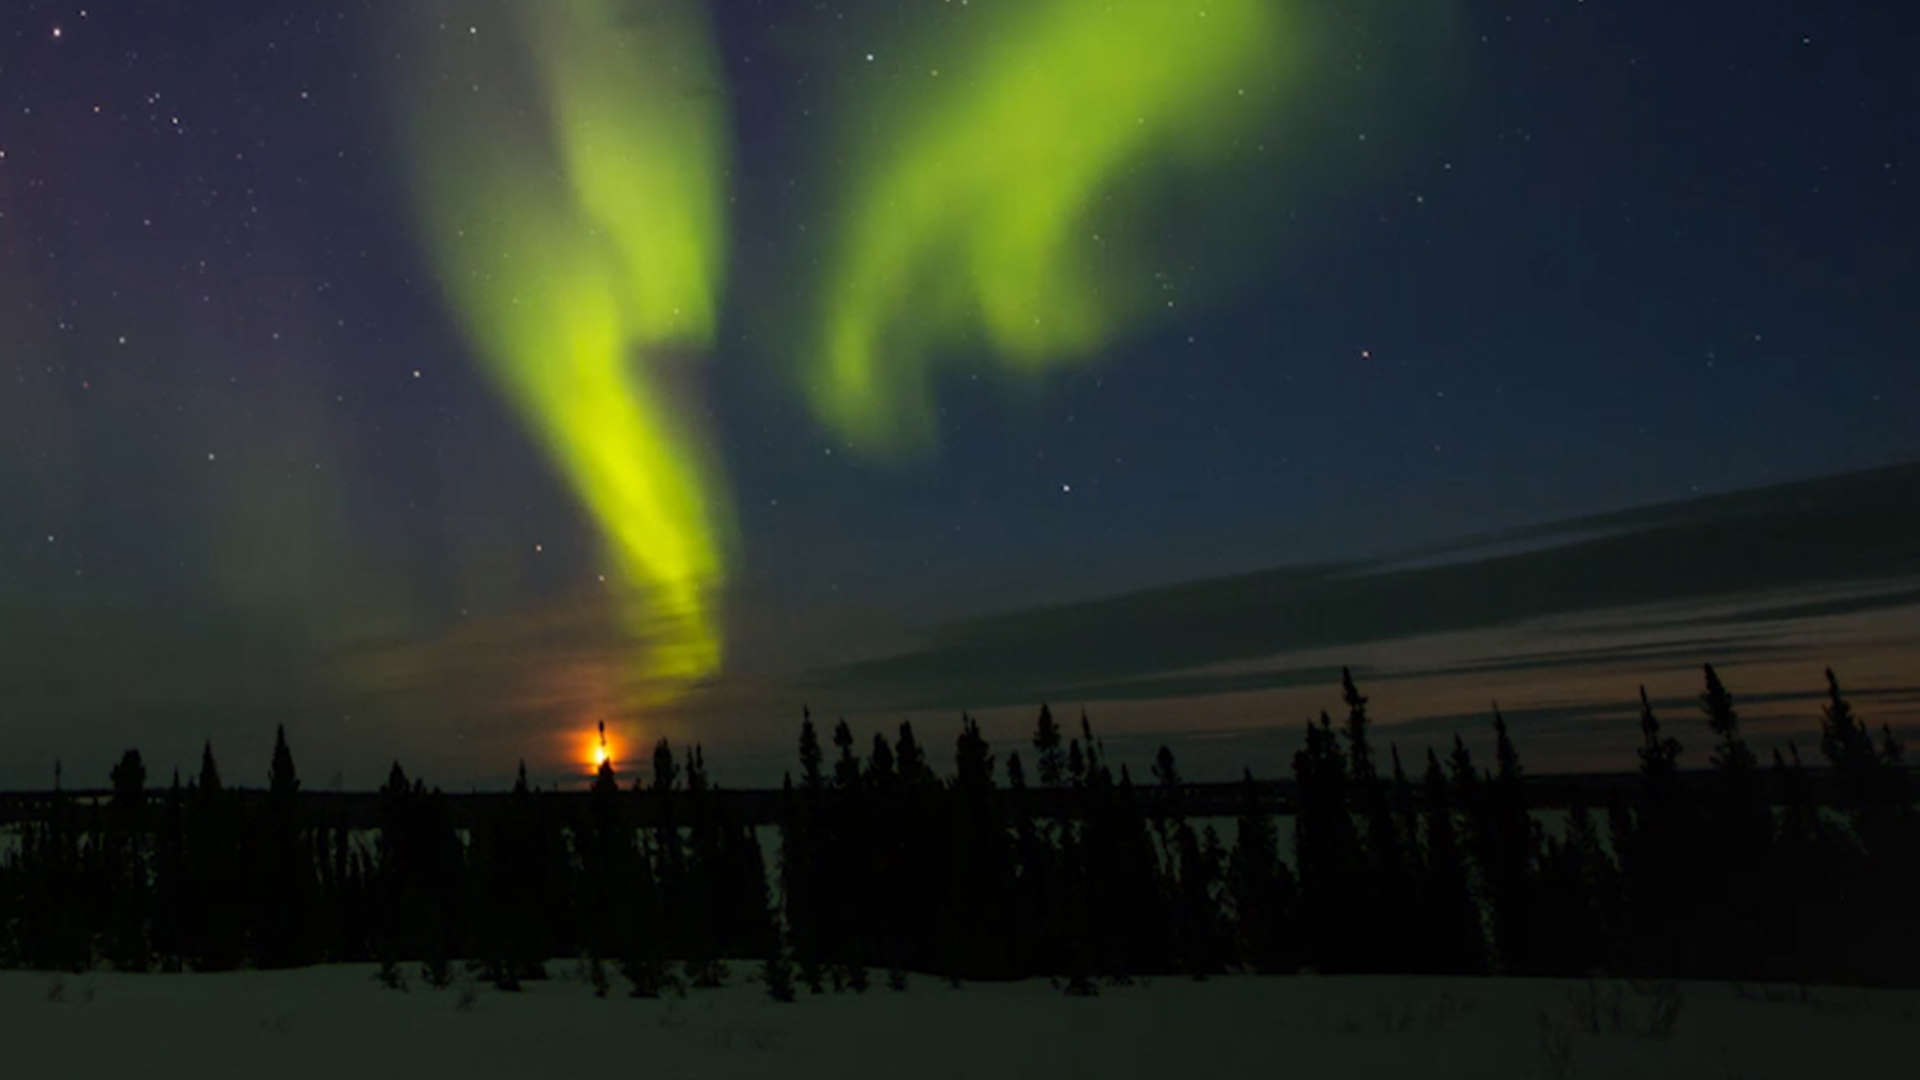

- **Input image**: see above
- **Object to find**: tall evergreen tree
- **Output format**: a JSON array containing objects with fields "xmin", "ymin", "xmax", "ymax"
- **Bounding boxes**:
[
  {"xmin": 1821, "ymin": 669, "xmax": 1899, "ymax": 857},
  {"xmin": 1292, "ymin": 711, "xmax": 1361, "ymax": 971},
  {"xmin": 258, "ymin": 725, "xmax": 311, "ymax": 968},
  {"xmin": 106, "ymin": 749, "xmax": 149, "ymax": 972},
  {"xmin": 1033, "ymin": 704, "xmax": 1064, "ymax": 788},
  {"xmin": 152, "ymin": 769, "xmax": 186, "ymax": 971},
  {"xmin": 185, "ymin": 741, "xmax": 244, "ymax": 971},
  {"xmin": 1419, "ymin": 748, "xmax": 1482, "ymax": 973},
  {"xmin": 1225, "ymin": 769, "xmax": 1295, "ymax": 973},
  {"xmin": 1697, "ymin": 664, "xmax": 1769, "ymax": 978},
  {"xmin": 1483, "ymin": 706, "xmax": 1535, "ymax": 974},
  {"xmin": 940, "ymin": 714, "xmax": 1012, "ymax": 980}
]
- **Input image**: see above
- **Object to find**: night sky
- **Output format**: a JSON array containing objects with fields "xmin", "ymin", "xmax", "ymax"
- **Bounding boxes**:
[{"xmin": 4, "ymin": 0, "xmax": 1917, "ymax": 791}]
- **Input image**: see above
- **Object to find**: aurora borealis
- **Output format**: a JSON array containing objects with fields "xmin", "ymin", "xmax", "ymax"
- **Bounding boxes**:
[
  {"xmin": 400, "ymin": 0, "xmax": 733, "ymax": 694},
  {"xmin": 808, "ymin": 0, "xmax": 1295, "ymax": 454},
  {"xmin": 2, "ymin": 0, "xmax": 1917, "ymax": 788}
]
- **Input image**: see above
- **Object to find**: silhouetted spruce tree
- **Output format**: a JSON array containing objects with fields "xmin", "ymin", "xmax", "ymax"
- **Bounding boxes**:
[
  {"xmin": 1151, "ymin": 748, "xmax": 1188, "ymax": 961},
  {"xmin": 867, "ymin": 732, "xmax": 896, "ymax": 789},
  {"xmin": 105, "ymin": 749, "xmax": 150, "ymax": 972},
  {"xmin": 1005, "ymin": 750, "xmax": 1048, "ymax": 975},
  {"xmin": 1482, "ymin": 706, "xmax": 1536, "ymax": 974},
  {"xmin": 472, "ymin": 761, "xmax": 546, "ymax": 989},
  {"xmin": 1866, "ymin": 721, "xmax": 1920, "ymax": 983},
  {"xmin": 1531, "ymin": 796, "xmax": 1615, "ymax": 975},
  {"xmin": 1225, "ymin": 769, "xmax": 1297, "ymax": 973},
  {"xmin": 649, "ymin": 738, "xmax": 685, "ymax": 963},
  {"xmin": 762, "ymin": 912, "xmax": 796, "ymax": 1002},
  {"xmin": 1343, "ymin": 669, "xmax": 1416, "ymax": 971},
  {"xmin": 257, "ymin": 725, "xmax": 312, "ymax": 968},
  {"xmin": 1621, "ymin": 686, "xmax": 1688, "ymax": 976},
  {"xmin": 787, "ymin": 711, "xmax": 827, "ymax": 992},
  {"xmin": 1150, "ymin": 744, "xmax": 1184, "ymax": 869},
  {"xmin": 1446, "ymin": 734, "xmax": 1494, "ymax": 971},
  {"xmin": 185, "ymin": 741, "xmax": 244, "ymax": 971},
  {"xmin": 1390, "ymin": 745, "xmax": 1423, "ymax": 882},
  {"xmin": 373, "ymin": 762, "xmax": 415, "ymax": 986},
  {"xmin": 1418, "ymin": 748, "xmax": 1483, "ymax": 973},
  {"xmin": 507, "ymin": 762, "xmax": 552, "ymax": 979},
  {"xmin": 941, "ymin": 714, "xmax": 1013, "ymax": 980},
  {"xmin": 1292, "ymin": 711, "xmax": 1361, "ymax": 971},
  {"xmin": 1820, "ymin": 668, "xmax": 1878, "ymax": 826},
  {"xmin": 1172, "ymin": 818, "xmax": 1225, "ymax": 978},
  {"xmin": 416, "ymin": 783, "xmax": 464, "ymax": 988},
  {"xmin": 1702, "ymin": 665, "xmax": 1769, "ymax": 849},
  {"xmin": 470, "ymin": 796, "xmax": 518, "ymax": 990},
  {"xmin": 1698, "ymin": 664, "xmax": 1769, "ymax": 978},
  {"xmin": 23, "ymin": 762, "xmax": 89, "ymax": 970},
  {"xmin": 798, "ymin": 709, "xmax": 825, "ymax": 788},
  {"xmin": 152, "ymin": 769, "xmax": 186, "ymax": 971},
  {"xmin": 1034, "ymin": 703, "xmax": 1064, "ymax": 787},
  {"xmin": 1109, "ymin": 765, "xmax": 1169, "ymax": 977},
  {"xmin": 1057, "ymin": 813, "xmax": 1099, "ymax": 995},
  {"xmin": 861, "ymin": 731, "xmax": 908, "ymax": 985},
  {"xmin": 825, "ymin": 720, "xmax": 870, "ymax": 989},
  {"xmin": 585, "ymin": 749, "xmax": 662, "ymax": 997},
  {"xmin": 774, "ymin": 773, "xmax": 811, "ymax": 984},
  {"xmin": 1820, "ymin": 669, "xmax": 1910, "ymax": 868},
  {"xmin": 1761, "ymin": 742, "xmax": 1841, "ymax": 981},
  {"xmin": 683, "ymin": 744, "xmax": 733, "ymax": 988},
  {"xmin": 892, "ymin": 720, "xmax": 940, "ymax": 976},
  {"xmin": 1384, "ymin": 744, "xmax": 1433, "ymax": 961}
]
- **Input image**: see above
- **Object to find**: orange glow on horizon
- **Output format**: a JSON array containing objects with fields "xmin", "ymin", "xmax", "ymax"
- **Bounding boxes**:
[{"xmin": 580, "ymin": 722, "xmax": 623, "ymax": 776}]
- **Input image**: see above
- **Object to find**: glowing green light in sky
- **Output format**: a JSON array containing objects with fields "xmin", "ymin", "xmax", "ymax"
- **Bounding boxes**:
[
  {"xmin": 400, "ymin": 0, "xmax": 731, "ymax": 695},
  {"xmin": 811, "ymin": 0, "xmax": 1294, "ymax": 454}
]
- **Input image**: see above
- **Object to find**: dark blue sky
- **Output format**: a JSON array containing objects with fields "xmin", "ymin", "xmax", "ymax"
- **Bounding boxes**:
[{"xmin": 2, "ymin": 1, "xmax": 1916, "ymax": 788}]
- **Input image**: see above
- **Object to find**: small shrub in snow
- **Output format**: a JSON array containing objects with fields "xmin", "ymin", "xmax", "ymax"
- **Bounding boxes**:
[
  {"xmin": 1634, "ymin": 979, "xmax": 1684, "ymax": 1039},
  {"xmin": 761, "ymin": 943, "xmax": 796, "ymax": 1003},
  {"xmin": 421, "ymin": 954, "xmax": 453, "ymax": 990},
  {"xmin": 1374, "ymin": 999, "xmax": 1416, "ymax": 1033},
  {"xmin": 377, "ymin": 958, "xmax": 407, "ymax": 992},
  {"xmin": 1567, "ymin": 979, "xmax": 1628, "ymax": 1034},
  {"xmin": 1536, "ymin": 1010, "xmax": 1575, "ymax": 1079},
  {"xmin": 589, "ymin": 956, "xmax": 610, "ymax": 999},
  {"xmin": 1422, "ymin": 992, "xmax": 1464, "ymax": 1032}
]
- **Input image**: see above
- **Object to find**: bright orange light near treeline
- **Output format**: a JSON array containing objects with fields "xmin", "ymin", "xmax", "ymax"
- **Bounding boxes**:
[{"xmin": 580, "ymin": 724, "xmax": 621, "ymax": 774}]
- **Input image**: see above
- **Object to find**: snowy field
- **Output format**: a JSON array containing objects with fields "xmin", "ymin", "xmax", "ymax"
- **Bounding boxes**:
[{"xmin": 5, "ymin": 962, "xmax": 1916, "ymax": 1078}]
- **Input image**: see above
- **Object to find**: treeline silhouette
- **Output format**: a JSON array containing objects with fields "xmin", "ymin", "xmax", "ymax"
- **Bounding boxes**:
[{"xmin": 0, "ymin": 664, "xmax": 1915, "ymax": 994}]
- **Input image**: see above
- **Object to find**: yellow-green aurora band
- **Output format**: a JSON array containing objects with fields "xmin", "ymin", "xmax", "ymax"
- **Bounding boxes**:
[
  {"xmin": 400, "ymin": 0, "xmax": 732, "ymax": 695},
  {"xmin": 810, "ymin": 0, "xmax": 1294, "ymax": 455}
]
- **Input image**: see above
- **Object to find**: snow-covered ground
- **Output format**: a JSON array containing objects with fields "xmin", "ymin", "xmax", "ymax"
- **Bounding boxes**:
[{"xmin": 4, "ymin": 962, "xmax": 1914, "ymax": 1078}]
